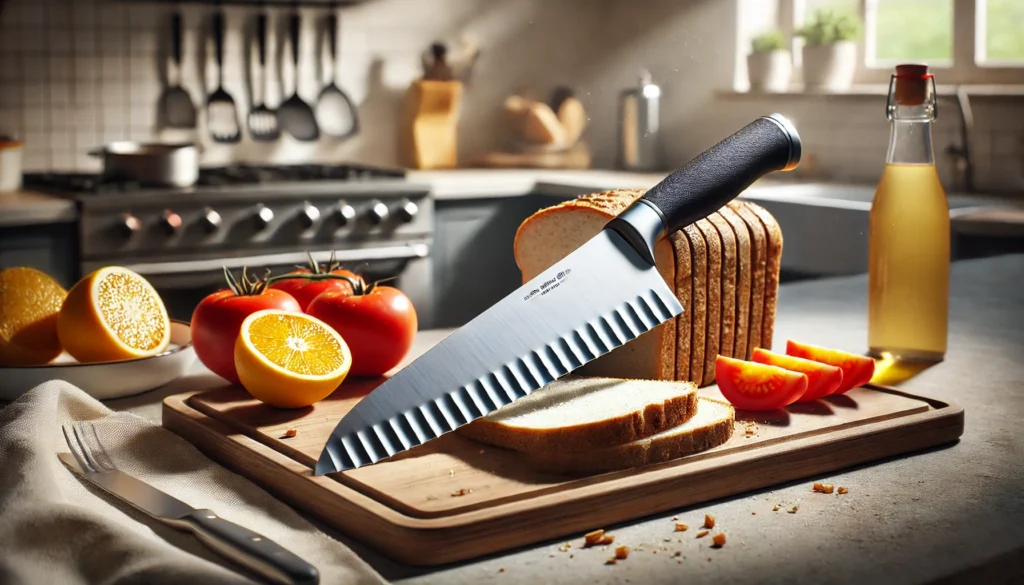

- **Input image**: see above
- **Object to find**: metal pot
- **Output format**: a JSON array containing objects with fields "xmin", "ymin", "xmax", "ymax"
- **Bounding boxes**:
[{"xmin": 90, "ymin": 142, "xmax": 199, "ymax": 187}]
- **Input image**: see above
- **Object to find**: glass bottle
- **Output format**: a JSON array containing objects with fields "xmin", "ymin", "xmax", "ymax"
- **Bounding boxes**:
[{"xmin": 868, "ymin": 64, "xmax": 950, "ymax": 362}]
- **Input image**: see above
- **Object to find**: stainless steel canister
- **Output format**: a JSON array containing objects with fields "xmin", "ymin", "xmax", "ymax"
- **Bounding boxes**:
[{"xmin": 617, "ymin": 71, "xmax": 661, "ymax": 171}]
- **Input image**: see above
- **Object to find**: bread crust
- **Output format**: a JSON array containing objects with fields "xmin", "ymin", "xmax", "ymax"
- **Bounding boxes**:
[
  {"xmin": 458, "ymin": 378, "xmax": 699, "ymax": 452},
  {"xmin": 520, "ymin": 397, "xmax": 735, "ymax": 475},
  {"xmin": 744, "ymin": 201, "xmax": 783, "ymax": 352},
  {"xmin": 707, "ymin": 211, "xmax": 737, "ymax": 376},
  {"xmin": 682, "ymin": 225, "xmax": 706, "ymax": 387},
  {"xmin": 730, "ymin": 202, "xmax": 766, "ymax": 359},
  {"xmin": 720, "ymin": 206, "xmax": 750, "ymax": 361},
  {"xmin": 696, "ymin": 219, "xmax": 722, "ymax": 385}
]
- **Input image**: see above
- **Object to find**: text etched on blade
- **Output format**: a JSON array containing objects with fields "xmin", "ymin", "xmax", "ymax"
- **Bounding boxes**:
[{"xmin": 523, "ymin": 268, "xmax": 572, "ymax": 302}]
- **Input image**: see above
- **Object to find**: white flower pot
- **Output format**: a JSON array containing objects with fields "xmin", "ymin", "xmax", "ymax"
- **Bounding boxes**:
[
  {"xmin": 747, "ymin": 50, "xmax": 792, "ymax": 93},
  {"xmin": 802, "ymin": 40, "xmax": 857, "ymax": 91}
]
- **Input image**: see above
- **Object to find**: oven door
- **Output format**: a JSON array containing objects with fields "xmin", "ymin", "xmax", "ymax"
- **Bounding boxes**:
[{"xmin": 98, "ymin": 244, "xmax": 434, "ymax": 327}]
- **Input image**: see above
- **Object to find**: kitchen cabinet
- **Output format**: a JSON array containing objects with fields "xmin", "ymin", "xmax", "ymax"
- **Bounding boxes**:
[
  {"xmin": 432, "ymin": 195, "xmax": 564, "ymax": 328},
  {"xmin": 0, "ymin": 222, "xmax": 78, "ymax": 287}
]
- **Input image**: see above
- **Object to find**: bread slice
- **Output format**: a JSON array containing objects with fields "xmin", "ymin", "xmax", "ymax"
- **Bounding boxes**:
[
  {"xmin": 707, "ymin": 211, "xmax": 737, "ymax": 375},
  {"xmin": 520, "ymin": 397, "xmax": 735, "ymax": 475},
  {"xmin": 717, "ymin": 205, "xmax": 750, "ymax": 360},
  {"xmin": 671, "ymin": 230, "xmax": 692, "ymax": 382},
  {"xmin": 682, "ymin": 225, "xmax": 707, "ymax": 387},
  {"xmin": 696, "ymin": 219, "xmax": 722, "ymax": 384},
  {"xmin": 458, "ymin": 376, "xmax": 699, "ymax": 452},
  {"xmin": 513, "ymin": 189, "xmax": 677, "ymax": 380},
  {"xmin": 730, "ymin": 202, "xmax": 766, "ymax": 359},
  {"xmin": 745, "ymin": 201, "xmax": 783, "ymax": 352}
]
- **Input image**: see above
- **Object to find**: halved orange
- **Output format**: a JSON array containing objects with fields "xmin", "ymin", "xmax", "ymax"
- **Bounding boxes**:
[
  {"xmin": 234, "ymin": 309, "xmax": 351, "ymax": 408},
  {"xmin": 57, "ymin": 266, "xmax": 170, "ymax": 363},
  {"xmin": 0, "ymin": 267, "xmax": 67, "ymax": 365}
]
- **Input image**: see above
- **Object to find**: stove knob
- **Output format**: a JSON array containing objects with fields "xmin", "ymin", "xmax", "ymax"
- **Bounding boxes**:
[
  {"xmin": 396, "ymin": 198, "xmax": 419, "ymax": 223},
  {"xmin": 367, "ymin": 200, "xmax": 389, "ymax": 225},
  {"xmin": 335, "ymin": 201, "xmax": 356, "ymax": 225},
  {"xmin": 299, "ymin": 202, "xmax": 321, "ymax": 229},
  {"xmin": 118, "ymin": 213, "xmax": 141, "ymax": 238},
  {"xmin": 254, "ymin": 204, "xmax": 274, "ymax": 230},
  {"xmin": 160, "ymin": 209, "xmax": 183, "ymax": 235},
  {"xmin": 201, "ymin": 207, "xmax": 222, "ymax": 233}
]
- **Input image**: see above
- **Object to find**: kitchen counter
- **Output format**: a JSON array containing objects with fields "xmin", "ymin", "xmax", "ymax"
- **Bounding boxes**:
[
  {"xmin": 107, "ymin": 253, "xmax": 1024, "ymax": 585},
  {"xmin": 0, "ymin": 189, "xmax": 76, "ymax": 227},
  {"xmin": 407, "ymin": 168, "xmax": 670, "ymax": 199}
]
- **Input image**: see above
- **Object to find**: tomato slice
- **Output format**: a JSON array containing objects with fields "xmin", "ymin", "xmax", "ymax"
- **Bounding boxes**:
[
  {"xmin": 751, "ymin": 348, "xmax": 844, "ymax": 402},
  {"xmin": 785, "ymin": 340, "xmax": 876, "ymax": 394},
  {"xmin": 714, "ymin": 355, "xmax": 809, "ymax": 411}
]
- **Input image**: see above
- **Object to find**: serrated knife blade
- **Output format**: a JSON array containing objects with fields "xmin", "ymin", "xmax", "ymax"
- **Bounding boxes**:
[{"xmin": 316, "ymin": 113, "xmax": 802, "ymax": 474}]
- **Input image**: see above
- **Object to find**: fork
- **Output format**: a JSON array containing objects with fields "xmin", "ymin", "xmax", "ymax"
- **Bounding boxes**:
[{"xmin": 62, "ymin": 422, "xmax": 319, "ymax": 585}]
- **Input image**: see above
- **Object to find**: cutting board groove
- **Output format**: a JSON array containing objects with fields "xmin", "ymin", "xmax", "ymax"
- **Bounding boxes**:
[{"xmin": 163, "ymin": 383, "xmax": 962, "ymax": 566}]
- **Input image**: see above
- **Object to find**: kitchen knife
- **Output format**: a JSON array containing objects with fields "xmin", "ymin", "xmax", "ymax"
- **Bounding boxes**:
[
  {"xmin": 316, "ymin": 113, "xmax": 801, "ymax": 475},
  {"xmin": 58, "ymin": 453, "xmax": 319, "ymax": 585}
]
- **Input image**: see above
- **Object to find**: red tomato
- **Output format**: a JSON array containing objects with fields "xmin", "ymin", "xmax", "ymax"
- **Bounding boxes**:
[
  {"xmin": 751, "ymin": 348, "xmax": 843, "ymax": 402},
  {"xmin": 785, "ymin": 340, "xmax": 875, "ymax": 394},
  {"xmin": 715, "ymin": 355, "xmax": 808, "ymax": 411},
  {"xmin": 191, "ymin": 288, "xmax": 300, "ymax": 383},
  {"xmin": 268, "ymin": 268, "xmax": 356, "ymax": 311},
  {"xmin": 307, "ymin": 283, "xmax": 417, "ymax": 377}
]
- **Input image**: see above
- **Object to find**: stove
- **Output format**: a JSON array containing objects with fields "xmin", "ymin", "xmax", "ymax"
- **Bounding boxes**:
[{"xmin": 25, "ymin": 163, "xmax": 436, "ymax": 326}]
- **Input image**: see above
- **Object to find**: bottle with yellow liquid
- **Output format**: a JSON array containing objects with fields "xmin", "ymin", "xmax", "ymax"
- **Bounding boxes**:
[{"xmin": 868, "ymin": 64, "xmax": 950, "ymax": 363}]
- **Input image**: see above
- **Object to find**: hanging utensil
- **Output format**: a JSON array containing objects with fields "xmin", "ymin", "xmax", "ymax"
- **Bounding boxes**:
[
  {"xmin": 247, "ymin": 11, "xmax": 280, "ymax": 141},
  {"xmin": 315, "ymin": 9, "xmax": 358, "ymax": 139},
  {"xmin": 278, "ymin": 10, "xmax": 319, "ymax": 142},
  {"xmin": 206, "ymin": 9, "xmax": 241, "ymax": 143},
  {"xmin": 160, "ymin": 11, "xmax": 197, "ymax": 129}
]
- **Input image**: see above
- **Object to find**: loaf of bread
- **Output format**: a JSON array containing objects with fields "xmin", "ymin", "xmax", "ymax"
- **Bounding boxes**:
[{"xmin": 513, "ymin": 189, "xmax": 783, "ymax": 387}]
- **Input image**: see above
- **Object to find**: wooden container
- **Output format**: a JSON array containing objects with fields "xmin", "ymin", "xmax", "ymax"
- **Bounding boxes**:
[{"xmin": 399, "ymin": 80, "xmax": 463, "ymax": 169}]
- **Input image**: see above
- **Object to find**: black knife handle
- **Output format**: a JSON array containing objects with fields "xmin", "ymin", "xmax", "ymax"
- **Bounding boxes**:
[
  {"xmin": 180, "ymin": 509, "xmax": 320, "ymax": 585},
  {"xmin": 257, "ymin": 13, "xmax": 267, "ymax": 66},
  {"xmin": 290, "ymin": 12, "xmax": 301, "ymax": 66},
  {"xmin": 213, "ymin": 11, "xmax": 225, "ymax": 67},
  {"xmin": 171, "ymin": 12, "xmax": 183, "ymax": 65},
  {"xmin": 640, "ymin": 114, "xmax": 800, "ymax": 235}
]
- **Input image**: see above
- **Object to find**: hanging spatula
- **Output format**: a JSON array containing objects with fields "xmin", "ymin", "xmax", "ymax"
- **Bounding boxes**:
[
  {"xmin": 206, "ymin": 9, "xmax": 241, "ymax": 143},
  {"xmin": 247, "ymin": 11, "xmax": 280, "ymax": 141},
  {"xmin": 159, "ymin": 11, "xmax": 197, "ymax": 129},
  {"xmin": 278, "ymin": 10, "xmax": 319, "ymax": 142},
  {"xmin": 315, "ymin": 9, "xmax": 358, "ymax": 139}
]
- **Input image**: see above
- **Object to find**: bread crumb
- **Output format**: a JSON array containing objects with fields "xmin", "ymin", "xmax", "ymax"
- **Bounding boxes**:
[
  {"xmin": 751, "ymin": 512, "xmax": 756, "ymax": 515},
  {"xmin": 703, "ymin": 514, "xmax": 715, "ymax": 529},
  {"xmin": 788, "ymin": 505, "xmax": 799, "ymax": 514},
  {"xmin": 283, "ymin": 429, "xmax": 297, "ymax": 438},
  {"xmin": 772, "ymin": 504, "xmax": 780, "ymax": 511},
  {"xmin": 448, "ymin": 469, "xmax": 455, "ymax": 477},
  {"xmin": 813, "ymin": 482, "xmax": 835, "ymax": 494},
  {"xmin": 696, "ymin": 530, "xmax": 709, "ymax": 538},
  {"xmin": 450, "ymin": 488, "xmax": 472, "ymax": 497},
  {"xmin": 674, "ymin": 523, "xmax": 689, "ymax": 532},
  {"xmin": 569, "ymin": 554, "xmax": 574, "ymax": 558},
  {"xmin": 605, "ymin": 558, "xmax": 617, "ymax": 565},
  {"xmin": 558, "ymin": 542, "xmax": 572, "ymax": 552},
  {"xmin": 598, "ymin": 535, "xmax": 615, "ymax": 546},
  {"xmin": 498, "ymin": 567, "xmax": 505, "ymax": 573},
  {"xmin": 838, "ymin": 487, "xmax": 849, "ymax": 494},
  {"xmin": 712, "ymin": 533, "xmax": 726, "ymax": 548},
  {"xmin": 584, "ymin": 529, "xmax": 605, "ymax": 547},
  {"xmin": 677, "ymin": 560, "xmax": 683, "ymax": 564},
  {"xmin": 673, "ymin": 551, "xmax": 682, "ymax": 557},
  {"xmin": 615, "ymin": 545, "xmax": 630, "ymax": 560},
  {"xmin": 653, "ymin": 550, "xmax": 657, "ymax": 554},
  {"xmin": 672, "ymin": 515, "xmax": 679, "ymax": 521}
]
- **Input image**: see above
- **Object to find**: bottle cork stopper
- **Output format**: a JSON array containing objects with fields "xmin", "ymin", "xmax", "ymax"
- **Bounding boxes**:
[{"xmin": 893, "ymin": 64, "xmax": 930, "ymax": 106}]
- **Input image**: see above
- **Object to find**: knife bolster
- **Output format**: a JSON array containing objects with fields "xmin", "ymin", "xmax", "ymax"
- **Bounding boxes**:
[{"xmin": 606, "ymin": 199, "xmax": 666, "ymax": 266}]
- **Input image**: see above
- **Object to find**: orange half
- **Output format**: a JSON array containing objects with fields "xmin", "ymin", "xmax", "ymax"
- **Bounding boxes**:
[{"xmin": 234, "ymin": 310, "xmax": 351, "ymax": 408}]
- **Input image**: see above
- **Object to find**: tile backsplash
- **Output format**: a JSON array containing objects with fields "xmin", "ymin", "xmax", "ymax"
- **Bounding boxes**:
[{"xmin": 0, "ymin": 0, "xmax": 1021, "ymax": 195}]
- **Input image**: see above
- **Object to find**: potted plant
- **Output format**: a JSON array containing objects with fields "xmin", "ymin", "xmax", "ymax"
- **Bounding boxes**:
[
  {"xmin": 796, "ymin": 9, "xmax": 862, "ymax": 91},
  {"xmin": 747, "ymin": 30, "xmax": 792, "ymax": 93}
]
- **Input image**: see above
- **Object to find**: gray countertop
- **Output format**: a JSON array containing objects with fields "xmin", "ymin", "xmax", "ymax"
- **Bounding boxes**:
[
  {"xmin": 0, "ymin": 189, "xmax": 76, "ymax": 227},
  {"xmin": 107, "ymin": 253, "xmax": 1024, "ymax": 585}
]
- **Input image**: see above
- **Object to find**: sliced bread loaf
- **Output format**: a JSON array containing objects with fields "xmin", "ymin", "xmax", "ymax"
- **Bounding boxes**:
[
  {"xmin": 513, "ymin": 189, "xmax": 678, "ymax": 380},
  {"xmin": 520, "ymin": 397, "xmax": 735, "ymax": 475},
  {"xmin": 458, "ymin": 376, "xmax": 699, "ymax": 452}
]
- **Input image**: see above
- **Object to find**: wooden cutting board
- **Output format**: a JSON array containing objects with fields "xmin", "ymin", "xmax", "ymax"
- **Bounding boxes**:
[{"xmin": 163, "ymin": 381, "xmax": 962, "ymax": 566}]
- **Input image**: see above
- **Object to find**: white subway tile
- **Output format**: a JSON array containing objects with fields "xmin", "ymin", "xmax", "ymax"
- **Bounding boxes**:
[
  {"xmin": 0, "ymin": 28, "xmax": 23, "ymax": 54},
  {"xmin": 23, "ymin": 107, "xmax": 47, "ymax": 131},
  {"xmin": 22, "ymin": 151, "xmax": 51, "ymax": 171},
  {"xmin": 23, "ymin": 56, "xmax": 48, "ymax": 82},
  {"xmin": 48, "ymin": 57, "xmax": 70, "ymax": 81},
  {"xmin": 74, "ymin": 30, "xmax": 97, "ymax": 54}
]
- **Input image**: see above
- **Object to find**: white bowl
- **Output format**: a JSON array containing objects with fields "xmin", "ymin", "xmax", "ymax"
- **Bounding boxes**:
[{"xmin": 0, "ymin": 320, "xmax": 196, "ymax": 401}]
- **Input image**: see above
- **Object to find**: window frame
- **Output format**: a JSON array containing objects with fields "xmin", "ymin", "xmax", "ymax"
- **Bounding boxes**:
[{"xmin": 780, "ymin": 0, "xmax": 1024, "ymax": 86}]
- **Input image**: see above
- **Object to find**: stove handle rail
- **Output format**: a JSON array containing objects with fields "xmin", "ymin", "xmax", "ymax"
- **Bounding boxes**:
[{"xmin": 116, "ymin": 244, "xmax": 430, "ymax": 276}]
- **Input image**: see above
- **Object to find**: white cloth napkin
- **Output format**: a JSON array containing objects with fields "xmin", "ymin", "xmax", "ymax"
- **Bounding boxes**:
[{"xmin": 0, "ymin": 380, "xmax": 386, "ymax": 585}]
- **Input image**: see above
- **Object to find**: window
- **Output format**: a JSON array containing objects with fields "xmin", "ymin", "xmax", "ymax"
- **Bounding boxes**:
[{"xmin": 782, "ymin": 0, "xmax": 1024, "ymax": 85}]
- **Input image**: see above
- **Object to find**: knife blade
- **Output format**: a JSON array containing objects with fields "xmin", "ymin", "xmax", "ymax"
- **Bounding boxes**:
[
  {"xmin": 59, "ymin": 453, "xmax": 319, "ymax": 585},
  {"xmin": 316, "ymin": 113, "xmax": 801, "ymax": 475}
]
